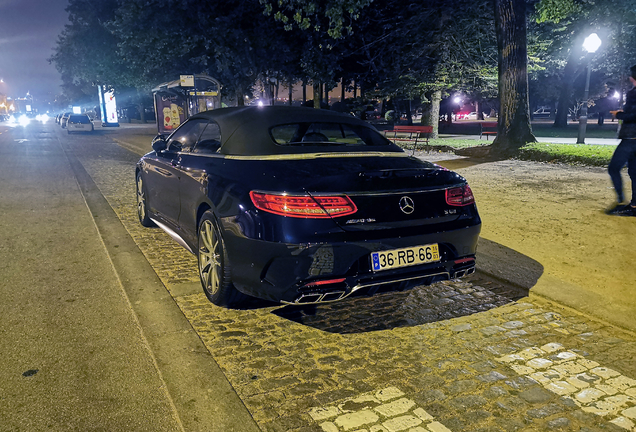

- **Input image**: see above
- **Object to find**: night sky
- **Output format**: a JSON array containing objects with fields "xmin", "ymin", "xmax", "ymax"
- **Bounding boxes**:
[{"xmin": 0, "ymin": 0, "xmax": 69, "ymax": 101}]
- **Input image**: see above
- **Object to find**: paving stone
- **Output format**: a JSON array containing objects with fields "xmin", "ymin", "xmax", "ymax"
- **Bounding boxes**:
[
  {"xmin": 527, "ymin": 358, "xmax": 554, "ymax": 370},
  {"xmin": 546, "ymin": 381, "xmax": 579, "ymax": 396},
  {"xmin": 590, "ymin": 367, "xmax": 621, "ymax": 379},
  {"xmin": 425, "ymin": 422, "xmax": 453, "ymax": 432},
  {"xmin": 478, "ymin": 371, "xmax": 508, "ymax": 382},
  {"xmin": 382, "ymin": 415, "xmax": 422, "ymax": 432},
  {"xmin": 510, "ymin": 364, "xmax": 535, "ymax": 375},
  {"xmin": 622, "ymin": 406, "xmax": 636, "ymax": 420},
  {"xmin": 609, "ymin": 416, "xmax": 635, "ymax": 430},
  {"xmin": 335, "ymin": 410, "xmax": 379, "ymax": 431},
  {"xmin": 575, "ymin": 388, "xmax": 606, "ymax": 404},
  {"xmin": 412, "ymin": 408, "xmax": 434, "ymax": 422},
  {"xmin": 555, "ymin": 351, "xmax": 579, "ymax": 362},
  {"xmin": 566, "ymin": 376, "xmax": 591, "ymax": 389},
  {"xmin": 577, "ymin": 359, "xmax": 601, "ymax": 369},
  {"xmin": 374, "ymin": 398, "xmax": 416, "ymax": 417},
  {"xmin": 376, "ymin": 388, "xmax": 405, "ymax": 402},
  {"xmin": 546, "ymin": 417, "xmax": 571, "ymax": 429},
  {"xmin": 518, "ymin": 347, "xmax": 546, "ymax": 360},
  {"xmin": 320, "ymin": 422, "xmax": 339, "ymax": 432},
  {"xmin": 527, "ymin": 403, "xmax": 564, "ymax": 419},
  {"xmin": 553, "ymin": 361, "xmax": 589, "ymax": 375},
  {"xmin": 607, "ymin": 375, "xmax": 636, "ymax": 391},
  {"xmin": 541, "ymin": 342, "xmax": 565, "ymax": 353},
  {"xmin": 310, "ymin": 406, "xmax": 342, "ymax": 421},
  {"xmin": 519, "ymin": 387, "xmax": 553, "ymax": 404}
]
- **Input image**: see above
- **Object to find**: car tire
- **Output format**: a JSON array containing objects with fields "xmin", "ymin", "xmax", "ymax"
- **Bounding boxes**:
[
  {"xmin": 198, "ymin": 211, "xmax": 245, "ymax": 307},
  {"xmin": 136, "ymin": 172, "xmax": 155, "ymax": 227}
]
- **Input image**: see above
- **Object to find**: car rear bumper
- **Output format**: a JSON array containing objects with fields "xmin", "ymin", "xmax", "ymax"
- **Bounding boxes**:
[{"xmin": 222, "ymin": 222, "xmax": 481, "ymax": 304}]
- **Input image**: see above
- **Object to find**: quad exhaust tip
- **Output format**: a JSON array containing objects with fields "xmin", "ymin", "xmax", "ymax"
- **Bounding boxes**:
[{"xmin": 283, "ymin": 265, "xmax": 475, "ymax": 306}]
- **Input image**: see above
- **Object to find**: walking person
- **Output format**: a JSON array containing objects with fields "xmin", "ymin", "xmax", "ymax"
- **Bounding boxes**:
[{"xmin": 607, "ymin": 64, "xmax": 636, "ymax": 216}]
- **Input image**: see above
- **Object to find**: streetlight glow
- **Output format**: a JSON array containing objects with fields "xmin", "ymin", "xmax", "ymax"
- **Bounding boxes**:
[{"xmin": 582, "ymin": 33, "xmax": 602, "ymax": 53}]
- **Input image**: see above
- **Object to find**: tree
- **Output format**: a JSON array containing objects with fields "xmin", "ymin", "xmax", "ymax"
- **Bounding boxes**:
[
  {"xmin": 49, "ymin": 0, "xmax": 123, "ymax": 100},
  {"xmin": 491, "ymin": 0, "xmax": 537, "ymax": 154}
]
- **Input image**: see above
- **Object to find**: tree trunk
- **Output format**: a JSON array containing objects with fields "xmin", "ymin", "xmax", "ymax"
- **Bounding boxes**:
[
  {"xmin": 236, "ymin": 86, "xmax": 245, "ymax": 106},
  {"xmin": 341, "ymin": 78, "xmax": 346, "ymax": 102},
  {"xmin": 475, "ymin": 99, "xmax": 484, "ymax": 120},
  {"xmin": 288, "ymin": 82, "xmax": 293, "ymax": 106},
  {"xmin": 554, "ymin": 49, "xmax": 580, "ymax": 127},
  {"xmin": 422, "ymin": 89, "xmax": 441, "ymax": 139},
  {"xmin": 313, "ymin": 82, "xmax": 321, "ymax": 109},
  {"xmin": 492, "ymin": 0, "xmax": 536, "ymax": 154}
]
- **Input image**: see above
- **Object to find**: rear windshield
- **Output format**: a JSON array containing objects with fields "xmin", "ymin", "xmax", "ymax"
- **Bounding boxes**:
[
  {"xmin": 69, "ymin": 115, "xmax": 91, "ymax": 124},
  {"xmin": 270, "ymin": 122, "xmax": 391, "ymax": 147}
]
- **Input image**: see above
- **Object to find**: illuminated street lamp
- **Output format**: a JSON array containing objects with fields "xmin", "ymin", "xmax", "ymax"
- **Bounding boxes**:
[{"xmin": 577, "ymin": 33, "xmax": 602, "ymax": 144}]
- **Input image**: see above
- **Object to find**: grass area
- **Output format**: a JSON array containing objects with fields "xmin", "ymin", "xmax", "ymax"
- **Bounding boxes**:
[
  {"xmin": 402, "ymin": 138, "xmax": 617, "ymax": 167},
  {"xmin": 441, "ymin": 119, "xmax": 620, "ymax": 139},
  {"xmin": 529, "ymin": 121, "xmax": 619, "ymax": 139},
  {"xmin": 390, "ymin": 120, "xmax": 620, "ymax": 167},
  {"xmin": 517, "ymin": 142, "xmax": 615, "ymax": 166}
]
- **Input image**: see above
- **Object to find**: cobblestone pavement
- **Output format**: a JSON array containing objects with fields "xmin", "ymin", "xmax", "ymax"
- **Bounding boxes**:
[{"xmin": 71, "ymin": 137, "xmax": 636, "ymax": 432}]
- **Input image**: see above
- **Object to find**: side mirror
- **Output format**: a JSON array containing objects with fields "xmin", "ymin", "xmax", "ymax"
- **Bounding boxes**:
[{"xmin": 152, "ymin": 138, "xmax": 168, "ymax": 153}]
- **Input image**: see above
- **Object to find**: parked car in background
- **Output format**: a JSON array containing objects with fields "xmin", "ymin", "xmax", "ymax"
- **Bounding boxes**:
[
  {"xmin": 60, "ymin": 112, "xmax": 72, "ymax": 128},
  {"xmin": 135, "ymin": 106, "xmax": 481, "ymax": 308},
  {"xmin": 66, "ymin": 114, "xmax": 94, "ymax": 133}
]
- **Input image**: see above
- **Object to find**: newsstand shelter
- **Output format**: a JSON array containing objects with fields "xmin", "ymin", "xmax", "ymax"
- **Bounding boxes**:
[{"xmin": 152, "ymin": 74, "xmax": 222, "ymax": 134}]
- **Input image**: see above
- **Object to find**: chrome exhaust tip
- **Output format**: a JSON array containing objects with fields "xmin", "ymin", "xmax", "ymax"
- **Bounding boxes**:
[{"xmin": 285, "ymin": 291, "xmax": 347, "ymax": 305}]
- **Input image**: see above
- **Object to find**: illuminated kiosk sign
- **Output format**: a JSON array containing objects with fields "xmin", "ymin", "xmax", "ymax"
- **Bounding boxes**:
[
  {"xmin": 98, "ymin": 86, "xmax": 119, "ymax": 127},
  {"xmin": 152, "ymin": 74, "xmax": 222, "ymax": 134}
]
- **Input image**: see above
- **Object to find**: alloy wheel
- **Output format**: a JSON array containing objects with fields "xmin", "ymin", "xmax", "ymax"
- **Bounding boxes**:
[
  {"xmin": 199, "ymin": 220, "xmax": 222, "ymax": 295},
  {"xmin": 136, "ymin": 176, "xmax": 146, "ymax": 220}
]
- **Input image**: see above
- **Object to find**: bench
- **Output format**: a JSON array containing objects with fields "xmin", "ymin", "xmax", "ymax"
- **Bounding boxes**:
[
  {"xmin": 479, "ymin": 122, "xmax": 497, "ymax": 140},
  {"xmin": 384, "ymin": 125, "xmax": 433, "ymax": 152}
]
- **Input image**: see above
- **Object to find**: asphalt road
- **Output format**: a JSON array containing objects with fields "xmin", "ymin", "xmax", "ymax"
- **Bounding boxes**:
[{"xmin": 2, "ymin": 119, "xmax": 636, "ymax": 432}]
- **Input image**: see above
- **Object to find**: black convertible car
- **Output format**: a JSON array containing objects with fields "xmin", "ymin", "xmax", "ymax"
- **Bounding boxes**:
[{"xmin": 136, "ymin": 106, "xmax": 481, "ymax": 307}]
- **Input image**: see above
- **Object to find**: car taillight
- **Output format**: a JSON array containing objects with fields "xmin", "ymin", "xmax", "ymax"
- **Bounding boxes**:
[
  {"xmin": 250, "ymin": 191, "xmax": 357, "ymax": 218},
  {"xmin": 445, "ymin": 185, "xmax": 475, "ymax": 206}
]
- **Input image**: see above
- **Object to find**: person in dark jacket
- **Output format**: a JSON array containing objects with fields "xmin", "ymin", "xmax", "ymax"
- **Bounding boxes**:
[{"xmin": 607, "ymin": 64, "xmax": 636, "ymax": 216}]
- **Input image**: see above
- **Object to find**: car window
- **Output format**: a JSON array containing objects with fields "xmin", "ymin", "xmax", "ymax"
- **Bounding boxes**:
[
  {"xmin": 167, "ymin": 118, "xmax": 209, "ymax": 153},
  {"xmin": 193, "ymin": 121, "xmax": 222, "ymax": 154},
  {"xmin": 69, "ymin": 115, "xmax": 91, "ymax": 124},
  {"xmin": 270, "ymin": 122, "xmax": 390, "ymax": 147}
]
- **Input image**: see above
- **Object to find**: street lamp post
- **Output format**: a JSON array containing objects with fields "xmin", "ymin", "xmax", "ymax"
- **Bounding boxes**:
[{"xmin": 577, "ymin": 33, "xmax": 602, "ymax": 144}]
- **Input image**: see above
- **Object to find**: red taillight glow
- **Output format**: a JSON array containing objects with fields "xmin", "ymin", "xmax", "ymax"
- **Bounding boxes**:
[
  {"xmin": 250, "ymin": 191, "xmax": 357, "ymax": 218},
  {"xmin": 303, "ymin": 278, "xmax": 347, "ymax": 288},
  {"xmin": 445, "ymin": 185, "xmax": 475, "ymax": 206}
]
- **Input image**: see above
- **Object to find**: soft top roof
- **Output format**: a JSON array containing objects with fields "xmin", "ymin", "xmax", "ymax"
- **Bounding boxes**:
[{"xmin": 188, "ymin": 106, "xmax": 401, "ymax": 156}]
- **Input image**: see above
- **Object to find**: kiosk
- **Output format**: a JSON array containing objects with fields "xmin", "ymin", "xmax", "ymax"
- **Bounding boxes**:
[
  {"xmin": 152, "ymin": 74, "xmax": 222, "ymax": 134},
  {"xmin": 98, "ymin": 85, "xmax": 119, "ymax": 127}
]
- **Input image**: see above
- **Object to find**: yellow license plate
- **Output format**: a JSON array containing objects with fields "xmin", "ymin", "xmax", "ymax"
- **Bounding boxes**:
[{"xmin": 371, "ymin": 244, "xmax": 440, "ymax": 272}]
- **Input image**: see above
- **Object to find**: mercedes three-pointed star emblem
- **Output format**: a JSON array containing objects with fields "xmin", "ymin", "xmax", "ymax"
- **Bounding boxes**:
[{"xmin": 399, "ymin": 196, "xmax": 415, "ymax": 214}]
